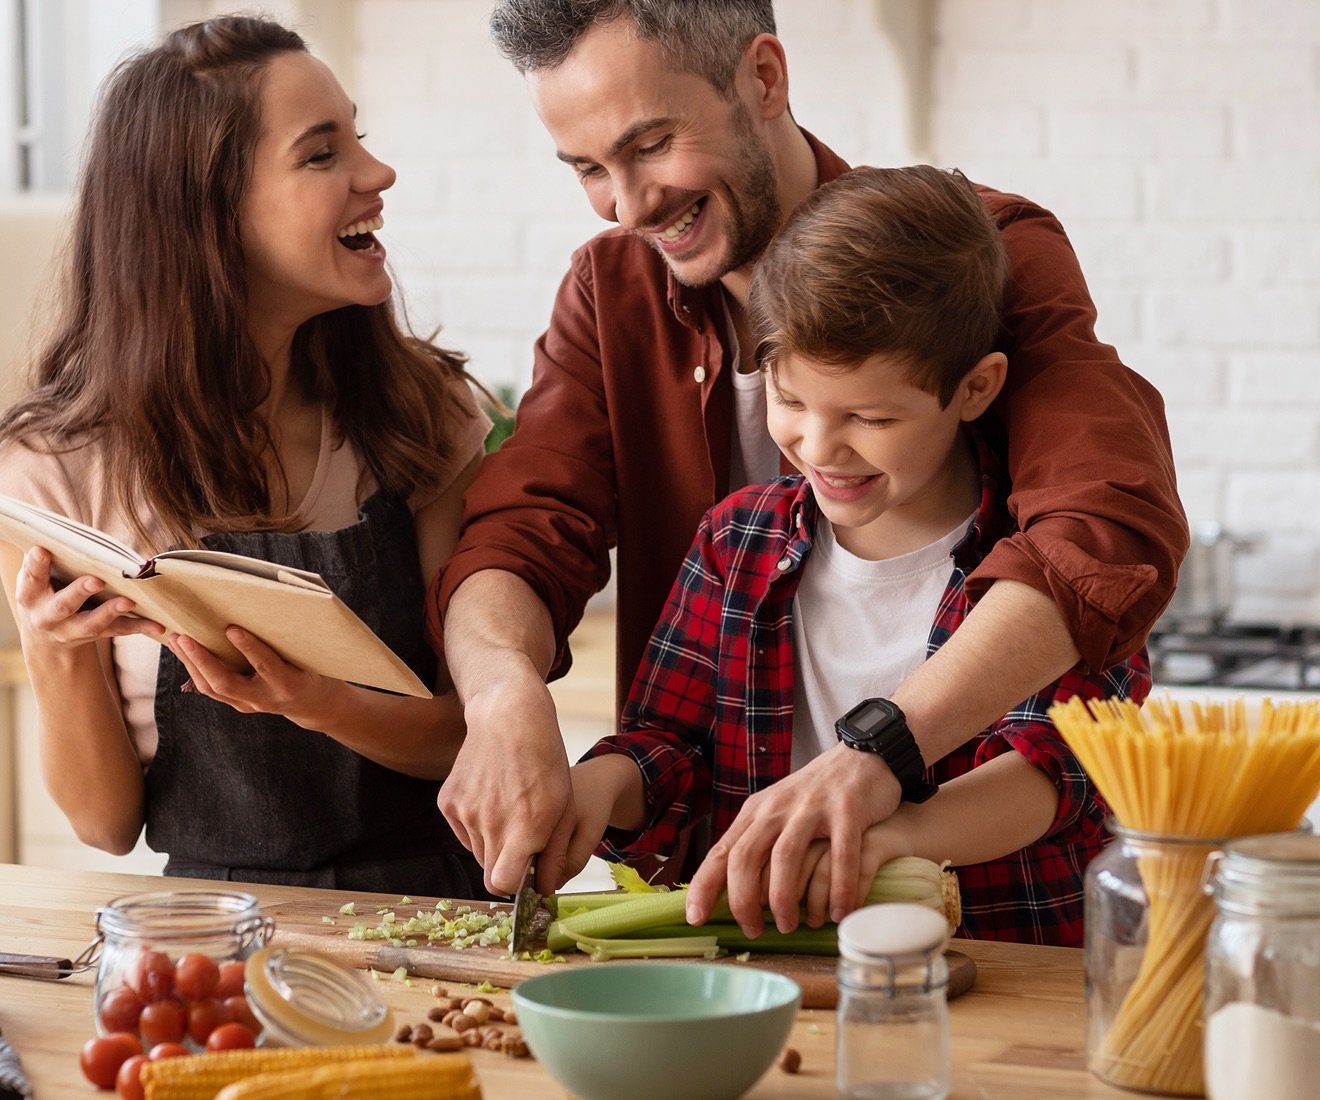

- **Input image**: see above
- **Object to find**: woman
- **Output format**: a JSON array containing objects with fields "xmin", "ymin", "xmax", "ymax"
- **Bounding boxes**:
[{"xmin": 0, "ymin": 16, "xmax": 491, "ymax": 896}]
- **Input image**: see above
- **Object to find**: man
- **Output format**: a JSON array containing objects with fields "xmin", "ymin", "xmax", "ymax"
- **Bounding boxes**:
[{"xmin": 428, "ymin": 0, "xmax": 1187, "ymax": 932}]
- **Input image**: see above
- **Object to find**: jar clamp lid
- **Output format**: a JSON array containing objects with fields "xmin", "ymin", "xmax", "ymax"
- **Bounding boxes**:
[
  {"xmin": 244, "ymin": 946, "xmax": 394, "ymax": 1046},
  {"xmin": 1207, "ymin": 832, "xmax": 1320, "ymax": 916}
]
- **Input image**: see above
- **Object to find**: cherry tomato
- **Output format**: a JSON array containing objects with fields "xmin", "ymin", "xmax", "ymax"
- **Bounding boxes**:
[
  {"xmin": 173, "ymin": 953, "xmax": 220, "ymax": 1001},
  {"xmin": 108, "ymin": 1033, "xmax": 144, "ymax": 1057},
  {"xmin": 98, "ymin": 986, "xmax": 145, "ymax": 1034},
  {"xmin": 126, "ymin": 949, "xmax": 174, "ymax": 1002},
  {"xmin": 79, "ymin": 1034, "xmax": 139, "ymax": 1090},
  {"xmin": 147, "ymin": 1042, "xmax": 189, "ymax": 1060},
  {"xmin": 138, "ymin": 1000, "xmax": 186, "ymax": 1047},
  {"xmin": 205, "ymin": 1022, "xmax": 256, "ymax": 1052},
  {"xmin": 115, "ymin": 1053, "xmax": 149, "ymax": 1100},
  {"xmin": 214, "ymin": 958, "xmax": 246, "ymax": 1000},
  {"xmin": 222, "ymin": 994, "xmax": 260, "ymax": 1036},
  {"xmin": 185, "ymin": 998, "xmax": 229, "ymax": 1046}
]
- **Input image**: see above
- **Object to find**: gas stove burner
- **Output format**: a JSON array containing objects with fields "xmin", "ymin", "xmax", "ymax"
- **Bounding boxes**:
[{"xmin": 1148, "ymin": 619, "xmax": 1320, "ymax": 691}]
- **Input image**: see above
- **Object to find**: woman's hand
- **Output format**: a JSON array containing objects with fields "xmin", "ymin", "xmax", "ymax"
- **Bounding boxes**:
[
  {"xmin": 166, "ymin": 625, "xmax": 342, "ymax": 729},
  {"xmin": 13, "ymin": 546, "xmax": 164, "ymax": 652}
]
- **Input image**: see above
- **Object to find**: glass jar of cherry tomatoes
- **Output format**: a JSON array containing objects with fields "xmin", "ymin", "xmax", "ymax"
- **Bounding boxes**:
[{"xmin": 93, "ymin": 890, "xmax": 274, "ymax": 1052}]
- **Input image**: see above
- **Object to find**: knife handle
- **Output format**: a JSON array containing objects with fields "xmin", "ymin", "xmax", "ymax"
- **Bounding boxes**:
[{"xmin": 0, "ymin": 952, "xmax": 75, "ymax": 979}]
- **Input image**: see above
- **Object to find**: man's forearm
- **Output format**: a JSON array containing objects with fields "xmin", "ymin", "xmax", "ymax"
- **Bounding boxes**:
[
  {"xmin": 894, "ymin": 579, "xmax": 1080, "ymax": 765},
  {"xmin": 443, "ymin": 569, "xmax": 559, "ymax": 703}
]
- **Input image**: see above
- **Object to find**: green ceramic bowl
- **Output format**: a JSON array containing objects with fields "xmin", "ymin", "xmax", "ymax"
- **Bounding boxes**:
[{"xmin": 511, "ymin": 962, "xmax": 801, "ymax": 1100}]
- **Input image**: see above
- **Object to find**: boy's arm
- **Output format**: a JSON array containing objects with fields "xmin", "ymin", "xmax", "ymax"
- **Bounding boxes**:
[
  {"xmin": 796, "ymin": 753, "xmax": 1060, "ymax": 931},
  {"xmin": 873, "ymin": 752, "xmax": 1059, "ymax": 868}
]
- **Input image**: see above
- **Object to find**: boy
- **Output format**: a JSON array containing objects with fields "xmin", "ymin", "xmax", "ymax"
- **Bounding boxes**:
[{"xmin": 566, "ymin": 167, "xmax": 1151, "ymax": 947}]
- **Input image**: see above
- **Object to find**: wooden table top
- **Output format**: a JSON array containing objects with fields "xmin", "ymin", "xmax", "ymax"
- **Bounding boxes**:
[{"xmin": 0, "ymin": 863, "xmax": 1139, "ymax": 1099}]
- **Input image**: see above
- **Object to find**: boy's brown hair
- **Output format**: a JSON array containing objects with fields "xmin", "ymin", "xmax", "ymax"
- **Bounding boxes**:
[{"xmin": 748, "ymin": 165, "xmax": 1008, "ymax": 407}]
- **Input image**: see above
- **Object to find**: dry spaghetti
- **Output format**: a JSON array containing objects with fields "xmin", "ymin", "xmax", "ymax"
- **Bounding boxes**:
[{"xmin": 1049, "ymin": 695, "xmax": 1320, "ymax": 1096}]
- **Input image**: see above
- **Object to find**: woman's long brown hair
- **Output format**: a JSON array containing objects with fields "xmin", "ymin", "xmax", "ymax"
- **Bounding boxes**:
[{"xmin": 0, "ymin": 15, "xmax": 476, "ymax": 547}]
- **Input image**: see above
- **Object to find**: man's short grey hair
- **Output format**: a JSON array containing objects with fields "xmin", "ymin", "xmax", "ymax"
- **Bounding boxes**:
[{"xmin": 490, "ymin": 0, "xmax": 777, "ymax": 96}]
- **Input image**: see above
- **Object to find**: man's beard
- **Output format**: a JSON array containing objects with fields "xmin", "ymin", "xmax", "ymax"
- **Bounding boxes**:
[{"xmin": 637, "ymin": 99, "xmax": 782, "ymax": 288}]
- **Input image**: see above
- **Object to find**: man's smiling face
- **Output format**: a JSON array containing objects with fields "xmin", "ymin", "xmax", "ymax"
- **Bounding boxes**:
[{"xmin": 527, "ymin": 19, "xmax": 783, "ymax": 288}]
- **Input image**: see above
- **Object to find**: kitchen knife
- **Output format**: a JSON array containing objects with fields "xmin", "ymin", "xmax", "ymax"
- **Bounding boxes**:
[{"xmin": 508, "ymin": 856, "xmax": 541, "ymax": 954}]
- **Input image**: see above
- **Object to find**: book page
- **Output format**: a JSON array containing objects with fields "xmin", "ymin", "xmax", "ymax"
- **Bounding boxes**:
[
  {"xmin": 0, "ymin": 494, "xmax": 144, "ymax": 576},
  {"xmin": 155, "ymin": 549, "xmax": 329, "ymax": 592}
]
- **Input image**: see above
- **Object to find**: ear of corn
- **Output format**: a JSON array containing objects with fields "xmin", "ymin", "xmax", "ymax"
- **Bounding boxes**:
[
  {"xmin": 545, "ymin": 855, "xmax": 960, "ymax": 953},
  {"xmin": 211, "ymin": 1053, "xmax": 481, "ymax": 1100},
  {"xmin": 141, "ymin": 1044, "xmax": 415, "ymax": 1100}
]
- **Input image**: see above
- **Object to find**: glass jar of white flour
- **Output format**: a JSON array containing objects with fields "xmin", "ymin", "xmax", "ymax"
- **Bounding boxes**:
[{"xmin": 1204, "ymin": 832, "xmax": 1320, "ymax": 1100}]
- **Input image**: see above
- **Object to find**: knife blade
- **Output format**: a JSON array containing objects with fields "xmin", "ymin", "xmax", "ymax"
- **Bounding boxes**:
[{"xmin": 509, "ymin": 856, "xmax": 541, "ymax": 954}]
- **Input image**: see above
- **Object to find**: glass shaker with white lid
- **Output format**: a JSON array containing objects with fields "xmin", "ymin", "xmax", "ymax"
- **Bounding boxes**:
[
  {"xmin": 836, "ymin": 902, "xmax": 951, "ymax": 1100},
  {"xmin": 1203, "ymin": 832, "xmax": 1320, "ymax": 1100}
]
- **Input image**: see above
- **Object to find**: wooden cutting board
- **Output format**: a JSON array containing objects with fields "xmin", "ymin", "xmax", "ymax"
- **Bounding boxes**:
[{"xmin": 262, "ymin": 892, "xmax": 975, "ymax": 1010}]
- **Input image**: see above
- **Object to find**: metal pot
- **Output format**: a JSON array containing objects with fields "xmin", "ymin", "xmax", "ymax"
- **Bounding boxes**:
[{"xmin": 1167, "ymin": 522, "xmax": 1260, "ymax": 622}]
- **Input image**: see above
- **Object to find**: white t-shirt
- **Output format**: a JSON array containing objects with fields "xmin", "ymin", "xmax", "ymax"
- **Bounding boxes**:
[
  {"xmin": 722, "ymin": 295, "xmax": 781, "ymax": 492},
  {"xmin": 0, "ymin": 384, "xmax": 488, "ymax": 765},
  {"xmin": 790, "ymin": 513, "xmax": 975, "ymax": 770}
]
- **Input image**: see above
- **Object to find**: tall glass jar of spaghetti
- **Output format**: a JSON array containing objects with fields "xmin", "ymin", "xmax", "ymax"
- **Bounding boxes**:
[
  {"xmin": 1084, "ymin": 823, "xmax": 1226, "ymax": 1096},
  {"xmin": 1204, "ymin": 832, "xmax": 1320, "ymax": 1100}
]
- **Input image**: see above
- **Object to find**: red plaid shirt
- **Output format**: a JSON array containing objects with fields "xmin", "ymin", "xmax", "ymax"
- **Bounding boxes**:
[{"xmin": 584, "ymin": 435, "xmax": 1151, "ymax": 946}]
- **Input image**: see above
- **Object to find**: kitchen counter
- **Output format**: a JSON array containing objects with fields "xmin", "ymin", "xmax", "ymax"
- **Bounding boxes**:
[{"xmin": 0, "ymin": 863, "xmax": 1139, "ymax": 1099}]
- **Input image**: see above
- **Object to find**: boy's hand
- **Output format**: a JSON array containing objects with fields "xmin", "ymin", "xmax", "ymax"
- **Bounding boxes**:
[
  {"xmin": 562, "ymin": 756, "xmax": 639, "ymax": 887},
  {"xmin": 799, "ymin": 826, "xmax": 916, "ymax": 929},
  {"xmin": 685, "ymin": 744, "xmax": 902, "ymax": 936}
]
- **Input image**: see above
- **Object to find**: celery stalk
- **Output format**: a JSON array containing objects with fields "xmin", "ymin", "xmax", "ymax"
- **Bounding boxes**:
[
  {"xmin": 563, "ymin": 930, "xmax": 721, "ymax": 961},
  {"xmin": 618, "ymin": 922, "xmax": 840, "ymax": 956},
  {"xmin": 544, "ymin": 856, "xmax": 959, "ymax": 954}
]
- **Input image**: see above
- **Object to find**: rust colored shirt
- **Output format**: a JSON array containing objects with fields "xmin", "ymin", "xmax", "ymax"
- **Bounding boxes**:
[{"xmin": 429, "ymin": 134, "xmax": 1188, "ymax": 707}]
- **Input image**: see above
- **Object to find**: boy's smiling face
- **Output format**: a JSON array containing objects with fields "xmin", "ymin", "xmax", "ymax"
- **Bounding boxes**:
[{"xmin": 766, "ymin": 350, "xmax": 1005, "ymax": 560}]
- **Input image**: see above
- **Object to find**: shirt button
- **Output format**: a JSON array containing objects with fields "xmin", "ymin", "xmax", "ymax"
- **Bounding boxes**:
[
  {"xmin": 776, "ymin": 556, "xmax": 792, "ymax": 571},
  {"xmin": 693, "ymin": 364, "xmax": 707, "ymax": 384}
]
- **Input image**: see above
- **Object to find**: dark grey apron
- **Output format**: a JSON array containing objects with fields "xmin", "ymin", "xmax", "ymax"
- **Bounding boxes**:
[{"xmin": 144, "ymin": 491, "xmax": 490, "ymax": 900}]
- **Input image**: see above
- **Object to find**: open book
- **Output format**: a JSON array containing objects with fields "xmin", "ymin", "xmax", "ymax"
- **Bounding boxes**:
[{"xmin": 0, "ymin": 494, "xmax": 431, "ymax": 698}]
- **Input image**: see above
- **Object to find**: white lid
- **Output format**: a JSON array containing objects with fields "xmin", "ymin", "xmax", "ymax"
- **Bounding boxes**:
[{"xmin": 837, "ymin": 903, "xmax": 948, "ymax": 961}]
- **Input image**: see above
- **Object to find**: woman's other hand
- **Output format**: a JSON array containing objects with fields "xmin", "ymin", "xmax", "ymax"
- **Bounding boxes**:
[
  {"xmin": 166, "ymin": 625, "xmax": 340, "ymax": 729},
  {"xmin": 13, "ymin": 546, "xmax": 164, "ymax": 650}
]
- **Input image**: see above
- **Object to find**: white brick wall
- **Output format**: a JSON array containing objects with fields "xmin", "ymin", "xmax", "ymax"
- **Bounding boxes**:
[{"xmin": 349, "ymin": 0, "xmax": 1320, "ymax": 626}]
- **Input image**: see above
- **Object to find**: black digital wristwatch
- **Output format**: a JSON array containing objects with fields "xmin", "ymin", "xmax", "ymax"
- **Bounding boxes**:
[{"xmin": 834, "ymin": 697, "xmax": 938, "ymax": 804}]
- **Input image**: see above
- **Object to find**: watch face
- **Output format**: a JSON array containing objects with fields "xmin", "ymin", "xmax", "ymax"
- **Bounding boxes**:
[{"xmin": 848, "ymin": 699, "xmax": 896, "ymax": 742}]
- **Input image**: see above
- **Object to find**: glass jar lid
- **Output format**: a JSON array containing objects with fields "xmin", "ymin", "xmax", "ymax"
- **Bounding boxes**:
[
  {"xmin": 837, "ymin": 903, "xmax": 948, "ymax": 962},
  {"xmin": 1210, "ymin": 832, "xmax": 1320, "ymax": 916},
  {"xmin": 243, "ymin": 946, "xmax": 394, "ymax": 1046}
]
